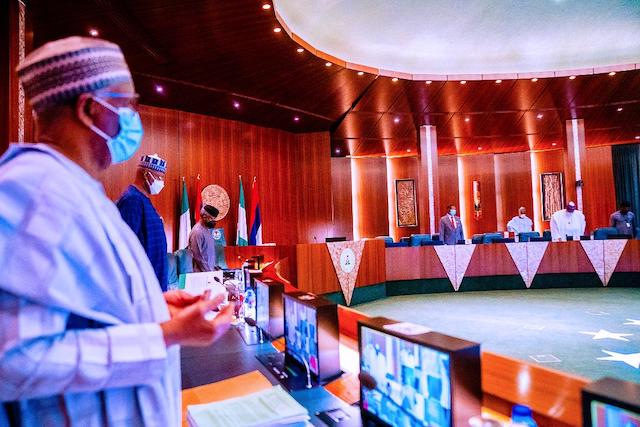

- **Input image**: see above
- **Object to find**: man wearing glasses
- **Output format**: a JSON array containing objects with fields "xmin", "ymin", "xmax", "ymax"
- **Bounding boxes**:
[
  {"xmin": 117, "ymin": 153, "xmax": 170, "ymax": 291},
  {"xmin": 0, "ymin": 37, "xmax": 232, "ymax": 426}
]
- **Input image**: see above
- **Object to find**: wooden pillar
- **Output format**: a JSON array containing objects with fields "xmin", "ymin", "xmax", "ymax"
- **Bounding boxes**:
[
  {"xmin": 564, "ymin": 119, "xmax": 587, "ymax": 211},
  {"xmin": 418, "ymin": 125, "xmax": 440, "ymax": 234},
  {"xmin": 1, "ymin": 0, "xmax": 31, "ymax": 153}
]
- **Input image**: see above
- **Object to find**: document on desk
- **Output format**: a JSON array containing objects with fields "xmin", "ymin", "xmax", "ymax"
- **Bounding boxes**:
[{"xmin": 187, "ymin": 385, "xmax": 310, "ymax": 427}]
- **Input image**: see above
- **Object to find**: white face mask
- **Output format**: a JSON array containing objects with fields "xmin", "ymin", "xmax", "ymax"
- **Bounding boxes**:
[
  {"xmin": 145, "ymin": 173, "xmax": 165, "ymax": 195},
  {"xmin": 519, "ymin": 213, "xmax": 526, "ymax": 218}
]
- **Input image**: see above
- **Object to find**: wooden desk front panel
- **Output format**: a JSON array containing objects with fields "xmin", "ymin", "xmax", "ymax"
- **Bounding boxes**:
[
  {"xmin": 614, "ymin": 240, "xmax": 640, "ymax": 272},
  {"xmin": 465, "ymin": 244, "xmax": 520, "ymax": 277},
  {"xmin": 536, "ymin": 241, "xmax": 595, "ymax": 274},
  {"xmin": 386, "ymin": 247, "xmax": 447, "ymax": 281},
  {"xmin": 296, "ymin": 240, "xmax": 386, "ymax": 294}
]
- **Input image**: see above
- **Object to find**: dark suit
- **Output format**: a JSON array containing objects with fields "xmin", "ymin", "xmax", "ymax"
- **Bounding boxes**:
[{"xmin": 439, "ymin": 214, "xmax": 464, "ymax": 245}]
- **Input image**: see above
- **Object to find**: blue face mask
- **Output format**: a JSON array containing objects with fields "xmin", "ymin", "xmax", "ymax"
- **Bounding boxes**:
[
  {"xmin": 89, "ymin": 97, "xmax": 143, "ymax": 164},
  {"xmin": 449, "ymin": 209, "xmax": 456, "ymax": 216}
]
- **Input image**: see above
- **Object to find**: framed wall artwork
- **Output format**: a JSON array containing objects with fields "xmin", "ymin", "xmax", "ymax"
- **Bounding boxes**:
[
  {"xmin": 395, "ymin": 179, "xmax": 418, "ymax": 227},
  {"xmin": 540, "ymin": 172, "xmax": 564, "ymax": 221},
  {"xmin": 472, "ymin": 180, "xmax": 482, "ymax": 220}
]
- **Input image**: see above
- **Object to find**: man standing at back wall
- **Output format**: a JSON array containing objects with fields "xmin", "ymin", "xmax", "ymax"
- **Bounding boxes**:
[
  {"xmin": 439, "ymin": 204, "xmax": 464, "ymax": 245},
  {"xmin": 610, "ymin": 201, "xmax": 636, "ymax": 237}
]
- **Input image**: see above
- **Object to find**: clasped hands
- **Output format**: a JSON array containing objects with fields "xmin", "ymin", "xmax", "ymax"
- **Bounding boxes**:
[{"xmin": 160, "ymin": 289, "xmax": 234, "ymax": 347}]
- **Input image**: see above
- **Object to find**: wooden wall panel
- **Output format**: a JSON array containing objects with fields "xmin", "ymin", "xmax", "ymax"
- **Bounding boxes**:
[
  {"xmin": 459, "ymin": 153, "xmax": 498, "ymax": 236},
  {"xmin": 352, "ymin": 157, "xmax": 389, "ymax": 239},
  {"xmin": 386, "ymin": 156, "xmax": 420, "ymax": 241},
  {"xmin": 101, "ymin": 105, "xmax": 331, "ymax": 249},
  {"xmin": 437, "ymin": 155, "xmax": 460, "ymax": 224},
  {"xmin": 494, "ymin": 152, "xmax": 533, "ymax": 231},
  {"xmin": 295, "ymin": 132, "xmax": 333, "ymax": 243},
  {"xmin": 531, "ymin": 149, "xmax": 565, "ymax": 233},
  {"xmin": 330, "ymin": 157, "xmax": 354, "ymax": 240},
  {"xmin": 583, "ymin": 146, "xmax": 616, "ymax": 231}
]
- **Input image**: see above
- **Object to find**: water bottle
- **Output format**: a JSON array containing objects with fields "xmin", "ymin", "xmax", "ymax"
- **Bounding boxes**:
[{"xmin": 510, "ymin": 404, "xmax": 537, "ymax": 427}]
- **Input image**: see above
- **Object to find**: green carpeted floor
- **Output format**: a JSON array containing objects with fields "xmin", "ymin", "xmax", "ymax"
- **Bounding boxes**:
[{"xmin": 354, "ymin": 287, "xmax": 640, "ymax": 383}]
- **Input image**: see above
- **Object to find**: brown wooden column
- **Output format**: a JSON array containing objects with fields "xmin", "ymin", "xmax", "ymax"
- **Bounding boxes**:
[
  {"xmin": 564, "ymin": 119, "xmax": 587, "ymax": 211},
  {"xmin": 418, "ymin": 125, "xmax": 440, "ymax": 234}
]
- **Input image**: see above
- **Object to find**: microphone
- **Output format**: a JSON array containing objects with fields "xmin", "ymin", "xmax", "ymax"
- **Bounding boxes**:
[
  {"xmin": 358, "ymin": 371, "xmax": 378, "ymax": 390},
  {"xmin": 288, "ymin": 349, "xmax": 313, "ymax": 389},
  {"xmin": 244, "ymin": 317, "xmax": 264, "ymax": 343}
]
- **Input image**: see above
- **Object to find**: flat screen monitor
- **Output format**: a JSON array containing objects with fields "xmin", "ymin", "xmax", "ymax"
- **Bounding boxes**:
[
  {"xmin": 283, "ymin": 292, "xmax": 340, "ymax": 381},
  {"xmin": 255, "ymin": 279, "xmax": 284, "ymax": 338},
  {"xmin": 358, "ymin": 317, "xmax": 481, "ymax": 427},
  {"xmin": 583, "ymin": 377, "xmax": 640, "ymax": 427}
]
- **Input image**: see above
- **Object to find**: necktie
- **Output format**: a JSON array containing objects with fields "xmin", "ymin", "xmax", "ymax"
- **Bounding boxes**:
[{"xmin": 451, "ymin": 216, "xmax": 455, "ymax": 228}]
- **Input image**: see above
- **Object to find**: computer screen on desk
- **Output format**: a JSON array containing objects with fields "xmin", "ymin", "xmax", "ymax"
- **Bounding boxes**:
[
  {"xmin": 255, "ymin": 279, "xmax": 284, "ymax": 338},
  {"xmin": 583, "ymin": 377, "xmax": 640, "ymax": 427},
  {"xmin": 284, "ymin": 294, "xmax": 319, "ymax": 376},
  {"xmin": 358, "ymin": 317, "xmax": 481, "ymax": 427}
]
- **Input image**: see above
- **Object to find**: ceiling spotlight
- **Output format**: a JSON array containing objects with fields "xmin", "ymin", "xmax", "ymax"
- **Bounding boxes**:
[
  {"xmin": 425, "ymin": 80, "xmax": 432, "ymax": 85},
  {"xmin": 617, "ymin": 107, "xmax": 624, "ymax": 112},
  {"xmin": 531, "ymin": 78, "xmax": 538, "ymax": 82},
  {"xmin": 460, "ymin": 80, "xmax": 467, "ymax": 85},
  {"xmin": 296, "ymin": 48, "xmax": 304, "ymax": 53},
  {"xmin": 88, "ymin": 28, "xmax": 99, "ymax": 37},
  {"xmin": 495, "ymin": 79, "xmax": 502, "ymax": 84},
  {"xmin": 392, "ymin": 77, "xmax": 399, "ymax": 82},
  {"xmin": 293, "ymin": 116, "xmax": 300, "ymax": 122},
  {"xmin": 635, "ymin": 136, "xmax": 640, "ymax": 140},
  {"xmin": 357, "ymin": 71, "xmax": 364, "ymax": 76},
  {"xmin": 154, "ymin": 84, "xmax": 164, "ymax": 94},
  {"xmin": 406, "ymin": 149, "xmax": 411, "ymax": 153},
  {"xmin": 464, "ymin": 117, "xmax": 470, "ymax": 122},
  {"xmin": 569, "ymin": 75, "xmax": 576, "ymax": 80},
  {"xmin": 608, "ymin": 71, "xmax": 616, "ymax": 76},
  {"xmin": 552, "ymin": 142, "xmax": 557, "ymax": 146},
  {"xmin": 394, "ymin": 117, "xmax": 400, "ymax": 123},
  {"xmin": 477, "ymin": 146, "xmax": 483, "ymax": 150},
  {"xmin": 233, "ymin": 101, "xmax": 240, "ymax": 109},
  {"xmin": 273, "ymin": 27, "xmax": 281, "ymax": 33},
  {"xmin": 536, "ymin": 113, "xmax": 544, "ymax": 119},
  {"xmin": 262, "ymin": 3, "xmax": 271, "ymax": 10},
  {"xmin": 335, "ymin": 148, "xmax": 341, "ymax": 154},
  {"xmin": 325, "ymin": 62, "xmax": 332, "ymax": 67}
]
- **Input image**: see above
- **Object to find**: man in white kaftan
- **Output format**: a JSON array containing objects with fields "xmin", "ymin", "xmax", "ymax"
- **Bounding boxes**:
[{"xmin": 550, "ymin": 201, "xmax": 586, "ymax": 241}]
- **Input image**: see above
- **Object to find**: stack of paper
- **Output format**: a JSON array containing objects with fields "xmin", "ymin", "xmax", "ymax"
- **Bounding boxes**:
[{"xmin": 187, "ymin": 385, "xmax": 310, "ymax": 427}]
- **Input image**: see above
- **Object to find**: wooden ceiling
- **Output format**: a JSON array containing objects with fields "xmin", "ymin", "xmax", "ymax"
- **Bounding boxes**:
[{"xmin": 30, "ymin": 0, "xmax": 640, "ymax": 156}]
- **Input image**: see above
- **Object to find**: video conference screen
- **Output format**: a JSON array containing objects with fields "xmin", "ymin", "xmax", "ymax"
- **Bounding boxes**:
[
  {"xmin": 360, "ymin": 326, "xmax": 452, "ymax": 427},
  {"xmin": 591, "ymin": 400, "xmax": 640, "ymax": 427},
  {"xmin": 284, "ymin": 297, "xmax": 319, "ymax": 376},
  {"xmin": 256, "ymin": 281, "xmax": 269, "ymax": 332}
]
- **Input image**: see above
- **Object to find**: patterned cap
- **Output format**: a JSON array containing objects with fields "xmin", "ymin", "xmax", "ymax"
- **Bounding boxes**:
[
  {"xmin": 139, "ymin": 153, "xmax": 167, "ymax": 173},
  {"xmin": 16, "ymin": 36, "xmax": 132, "ymax": 113}
]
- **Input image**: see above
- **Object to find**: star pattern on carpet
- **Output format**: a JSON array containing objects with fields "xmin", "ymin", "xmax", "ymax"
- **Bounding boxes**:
[
  {"xmin": 624, "ymin": 319, "xmax": 640, "ymax": 326},
  {"xmin": 597, "ymin": 350, "xmax": 640, "ymax": 369},
  {"xmin": 579, "ymin": 329, "xmax": 633, "ymax": 341}
]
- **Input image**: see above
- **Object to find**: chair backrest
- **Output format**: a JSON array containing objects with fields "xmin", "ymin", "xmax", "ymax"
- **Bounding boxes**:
[
  {"xmin": 542, "ymin": 230, "xmax": 552, "ymax": 240},
  {"xmin": 410, "ymin": 234, "xmax": 431, "ymax": 246},
  {"xmin": 518, "ymin": 231, "xmax": 540, "ymax": 242},
  {"xmin": 482, "ymin": 232, "xmax": 504, "ymax": 244},
  {"xmin": 421, "ymin": 240, "xmax": 444, "ymax": 246},
  {"xmin": 400, "ymin": 236, "xmax": 410, "ymax": 244},
  {"xmin": 174, "ymin": 248, "xmax": 194, "ymax": 276},
  {"xmin": 530, "ymin": 236, "xmax": 551, "ymax": 242},
  {"xmin": 594, "ymin": 227, "xmax": 618, "ymax": 240},
  {"xmin": 386, "ymin": 241, "xmax": 409, "ymax": 248},
  {"xmin": 431, "ymin": 234, "xmax": 441, "ymax": 241},
  {"xmin": 375, "ymin": 236, "xmax": 394, "ymax": 244},
  {"xmin": 471, "ymin": 234, "xmax": 484, "ymax": 244}
]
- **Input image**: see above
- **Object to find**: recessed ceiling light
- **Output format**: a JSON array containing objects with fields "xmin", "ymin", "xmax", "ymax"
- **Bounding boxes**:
[
  {"xmin": 617, "ymin": 107, "xmax": 624, "ymax": 112},
  {"xmin": 464, "ymin": 117, "xmax": 470, "ymax": 122},
  {"xmin": 569, "ymin": 75, "xmax": 576, "ymax": 80},
  {"xmin": 552, "ymin": 142, "xmax": 557, "ymax": 146},
  {"xmin": 609, "ymin": 71, "xmax": 616, "ymax": 76},
  {"xmin": 495, "ymin": 79, "xmax": 502, "ymax": 84},
  {"xmin": 262, "ymin": 3, "xmax": 271, "ymax": 10},
  {"xmin": 460, "ymin": 80, "xmax": 467, "ymax": 85},
  {"xmin": 392, "ymin": 77, "xmax": 399, "ymax": 82},
  {"xmin": 477, "ymin": 146, "xmax": 483, "ymax": 150},
  {"xmin": 293, "ymin": 116, "xmax": 300, "ymax": 122},
  {"xmin": 89, "ymin": 28, "xmax": 99, "ymax": 37},
  {"xmin": 233, "ymin": 101, "xmax": 240, "ymax": 109},
  {"xmin": 273, "ymin": 27, "xmax": 281, "ymax": 33},
  {"xmin": 154, "ymin": 84, "xmax": 164, "ymax": 94},
  {"xmin": 425, "ymin": 80, "xmax": 432, "ymax": 85},
  {"xmin": 531, "ymin": 78, "xmax": 539, "ymax": 82},
  {"xmin": 394, "ymin": 117, "xmax": 400, "ymax": 123},
  {"xmin": 406, "ymin": 149, "xmax": 411, "ymax": 153},
  {"xmin": 296, "ymin": 48, "xmax": 304, "ymax": 53},
  {"xmin": 536, "ymin": 113, "xmax": 544, "ymax": 119},
  {"xmin": 357, "ymin": 71, "xmax": 364, "ymax": 76},
  {"xmin": 335, "ymin": 148, "xmax": 341, "ymax": 154},
  {"xmin": 635, "ymin": 136, "xmax": 640, "ymax": 140},
  {"xmin": 325, "ymin": 62, "xmax": 332, "ymax": 67}
]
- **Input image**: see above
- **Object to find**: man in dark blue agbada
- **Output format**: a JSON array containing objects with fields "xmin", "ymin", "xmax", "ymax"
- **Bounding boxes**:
[{"xmin": 117, "ymin": 153, "xmax": 168, "ymax": 291}]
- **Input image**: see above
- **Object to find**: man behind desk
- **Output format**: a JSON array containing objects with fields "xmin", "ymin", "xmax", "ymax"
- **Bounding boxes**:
[
  {"xmin": 439, "ymin": 205, "xmax": 464, "ymax": 245},
  {"xmin": 0, "ymin": 36, "xmax": 233, "ymax": 426},
  {"xmin": 507, "ymin": 206, "xmax": 533, "ymax": 234},
  {"xmin": 610, "ymin": 201, "xmax": 636, "ymax": 237},
  {"xmin": 550, "ymin": 201, "xmax": 586, "ymax": 241},
  {"xmin": 189, "ymin": 204, "xmax": 220, "ymax": 272}
]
